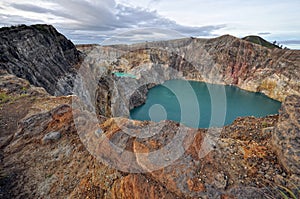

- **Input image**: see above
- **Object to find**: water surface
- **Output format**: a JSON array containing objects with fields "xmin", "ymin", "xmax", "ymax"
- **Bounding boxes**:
[
  {"xmin": 130, "ymin": 79, "xmax": 281, "ymax": 128},
  {"xmin": 113, "ymin": 72, "xmax": 136, "ymax": 78}
]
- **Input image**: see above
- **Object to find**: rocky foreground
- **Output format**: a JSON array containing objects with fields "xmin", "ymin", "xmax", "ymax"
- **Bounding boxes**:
[{"xmin": 0, "ymin": 24, "xmax": 299, "ymax": 198}]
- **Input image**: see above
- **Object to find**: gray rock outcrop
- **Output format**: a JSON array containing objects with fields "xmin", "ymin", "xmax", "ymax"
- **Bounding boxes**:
[{"xmin": 0, "ymin": 24, "xmax": 81, "ymax": 95}]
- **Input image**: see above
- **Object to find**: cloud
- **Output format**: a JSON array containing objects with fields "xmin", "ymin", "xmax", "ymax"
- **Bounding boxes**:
[
  {"xmin": 150, "ymin": 0, "xmax": 161, "ymax": 3},
  {"xmin": 0, "ymin": 0, "xmax": 226, "ymax": 43},
  {"xmin": 0, "ymin": 14, "xmax": 43, "ymax": 26},
  {"xmin": 279, "ymin": 40, "xmax": 300, "ymax": 45},
  {"xmin": 101, "ymin": 28, "xmax": 186, "ymax": 45},
  {"xmin": 10, "ymin": 3, "xmax": 53, "ymax": 14},
  {"xmin": 258, "ymin": 32, "xmax": 271, "ymax": 36},
  {"xmin": 278, "ymin": 40, "xmax": 300, "ymax": 49}
]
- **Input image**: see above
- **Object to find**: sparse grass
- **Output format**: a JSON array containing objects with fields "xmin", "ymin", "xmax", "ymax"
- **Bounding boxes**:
[
  {"xmin": 0, "ymin": 92, "xmax": 10, "ymax": 104},
  {"xmin": 45, "ymin": 173, "xmax": 53, "ymax": 179},
  {"xmin": 262, "ymin": 121, "xmax": 268, "ymax": 128},
  {"xmin": 278, "ymin": 185, "xmax": 299, "ymax": 199},
  {"xmin": 0, "ymin": 92, "xmax": 29, "ymax": 105},
  {"xmin": 259, "ymin": 80, "xmax": 277, "ymax": 91},
  {"xmin": 263, "ymin": 180, "xmax": 300, "ymax": 199},
  {"xmin": 21, "ymin": 86, "xmax": 28, "ymax": 91}
]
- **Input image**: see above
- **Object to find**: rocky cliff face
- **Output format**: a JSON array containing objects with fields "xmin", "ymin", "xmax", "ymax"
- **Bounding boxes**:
[
  {"xmin": 80, "ymin": 35, "xmax": 299, "ymax": 102},
  {"xmin": 0, "ymin": 24, "xmax": 81, "ymax": 95},
  {"xmin": 76, "ymin": 37, "xmax": 300, "ymax": 121}
]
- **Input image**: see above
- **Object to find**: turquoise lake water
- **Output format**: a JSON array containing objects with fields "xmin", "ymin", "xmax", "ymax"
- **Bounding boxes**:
[
  {"xmin": 130, "ymin": 79, "xmax": 281, "ymax": 128},
  {"xmin": 113, "ymin": 72, "xmax": 136, "ymax": 78}
]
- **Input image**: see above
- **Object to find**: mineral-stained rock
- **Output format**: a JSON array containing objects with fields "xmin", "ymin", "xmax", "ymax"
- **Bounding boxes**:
[
  {"xmin": 15, "ymin": 104, "xmax": 73, "ymax": 138},
  {"xmin": 109, "ymin": 174, "xmax": 177, "ymax": 199},
  {"xmin": 0, "ymin": 73, "xmax": 48, "ymax": 96},
  {"xmin": 0, "ymin": 73, "xmax": 49, "ymax": 148},
  {"xmin": 0, "ymin": 24, "xmax": 81, "ymax": 95},
  {"xmin": 0, "ymin": 76, "xmax": 297, "ymax": 198},
  {"xmin": 75, "ymin": 30, "xmax": 299, "ymax": 123},
  {"xmin": 42, "ymin": 131, "xmax": 61, "ymax": 144},
  {"xmin": 84, "ymin": 36, "xmax": 300, "ymax": 102},
  {"xmin": 272, "ymin": 95, "xmax": 300, "ymax": 175}
]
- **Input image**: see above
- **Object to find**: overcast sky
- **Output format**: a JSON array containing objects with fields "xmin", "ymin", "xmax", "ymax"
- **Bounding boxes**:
[{"xmin": 0, "ymin": 0, "xmax": 299, "ymax": 48}]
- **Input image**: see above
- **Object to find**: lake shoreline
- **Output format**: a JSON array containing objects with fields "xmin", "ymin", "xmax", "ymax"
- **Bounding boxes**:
[{"xmin": 130, "ymin": 79, "xmax": 281, "ymax": 128}]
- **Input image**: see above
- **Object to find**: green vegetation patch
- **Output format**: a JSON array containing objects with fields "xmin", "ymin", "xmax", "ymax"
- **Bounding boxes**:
[
  {"xmin": 0, "ymin": 91, "xmax": 29, "ymax": 105},
  {"xmin": 242, "ymin": 35, "xmax": 281, "ymax": 49},
  {"xmin": 0, "ymin": 92, "xmax": 10, "ymax": 104}
]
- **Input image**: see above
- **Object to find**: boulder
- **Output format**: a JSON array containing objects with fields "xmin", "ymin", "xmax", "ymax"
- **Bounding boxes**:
[{"xmin": 272, "ymin": 95, "xmax": 300, "ymax": 175}]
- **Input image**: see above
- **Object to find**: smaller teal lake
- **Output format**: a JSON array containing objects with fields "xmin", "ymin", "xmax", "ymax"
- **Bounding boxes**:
[
  {"xmin": 113, "ymin": 72, "xmax": 136, "ymax": 78},
  {"xmin": 130, "ymin": 79, "xmax": 281, "ymax": 128}
]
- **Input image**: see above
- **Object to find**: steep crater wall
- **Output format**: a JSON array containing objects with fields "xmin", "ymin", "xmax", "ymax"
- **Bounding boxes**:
[
  {"xmin": 102, "ymin": 36, "xmax": 300, "ymax": 102},
  {"xmin": 0, "ymin": 24, "xmax": 82, "ymax": 95}
]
